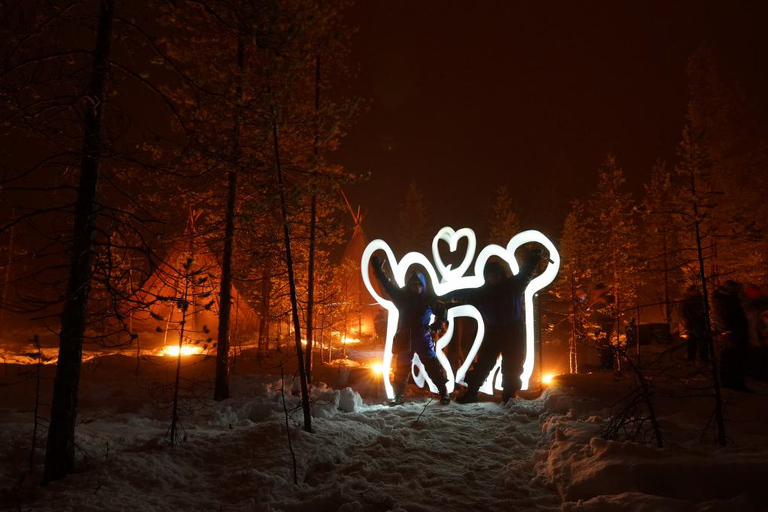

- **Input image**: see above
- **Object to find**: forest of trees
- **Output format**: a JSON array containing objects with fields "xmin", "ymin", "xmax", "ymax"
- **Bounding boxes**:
[
  {"xmin": 0, "ymin": 0, "xmax": 360, "ymax": 482},
  {"xmin": 556, "ymin": 45, "xmax": 767, "ymax": 345},
  {"xmin": 1, "ymin": 0, "xmax": 767, "ymax": 487}
]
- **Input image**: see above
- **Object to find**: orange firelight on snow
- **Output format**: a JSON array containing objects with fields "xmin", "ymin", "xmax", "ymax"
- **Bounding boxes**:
[{"xmin": 161, "ymin": 345, "xmax": 203, "ymax": 357}]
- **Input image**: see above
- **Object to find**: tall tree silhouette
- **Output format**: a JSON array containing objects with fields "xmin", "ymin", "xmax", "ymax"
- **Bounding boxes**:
[
  {"xmin": 555, "ymin": 200, "xmax": 595, "ymax": 374},
  {"xmin": 398, "ymin": 181, "xmax": 427, "ymax": 251},
  {"xmin": 487, "ymin": 186, "xmax": 521, "ymax": 245},
  {"xmin": 43, "ymin": 0, "xmax": 116, "ymax": 483},
  {"xmin": 589, "ymin": 155, "xmax": 640, "ymax": 364}
]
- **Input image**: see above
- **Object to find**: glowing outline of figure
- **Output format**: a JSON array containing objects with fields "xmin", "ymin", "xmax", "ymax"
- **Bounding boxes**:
[{"xmin": 361, "ymin": 228, "xmax": 559, "ymax": 400}]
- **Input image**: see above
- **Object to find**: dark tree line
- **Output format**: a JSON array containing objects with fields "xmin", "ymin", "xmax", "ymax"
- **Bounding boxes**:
[{"xmin": 555, "ymin": 45, "xmax": 768, "ymax": 447}]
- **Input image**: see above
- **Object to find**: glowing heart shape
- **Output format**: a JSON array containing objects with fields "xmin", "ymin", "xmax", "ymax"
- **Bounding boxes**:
[{"xmin": 432, "ymin": 227, "xmax": 476, "ymax": 282}]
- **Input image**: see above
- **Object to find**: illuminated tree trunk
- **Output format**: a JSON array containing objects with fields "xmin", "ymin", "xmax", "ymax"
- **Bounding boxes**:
[
  {"xmin": 215, "ymin": 169, "xmax": 237, "ymax": 400},
  {"xmin": 612, "ymin": 244, "xmax": 622, "ymax": 374},
  {"xmin": 43, "ymin": 0, "xmax": 114, "ymax": 483},
  {"xmin": 569, "ymin": 270, "xmax": 578, "ymax": 374},
  {"xmin": 215, "ymin": 31, "xmax": 246, "ymax": 401},
  {"xmin": 661, "ymin": 227, "xmax": 672, "ymax": 327},
  {"xmin": 305, "ymin": 51, "xmax": 321, "ymax": 383},
  {"xmin": 30, "ymin": 336, "xmax": 42, "ymax": 473},
  {"xmin": 258, "ymin": 264, "xmax": 272, "ymax": 355},
  {"xmin": 272, "ymin": 116, "xmax": 312, "ymax": 433},
  {"xmin": 169, "ymin": 260, "xmax": 191, "ymax": 446}
]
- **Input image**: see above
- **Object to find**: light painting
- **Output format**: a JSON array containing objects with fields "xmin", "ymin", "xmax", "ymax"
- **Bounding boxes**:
[{"xmin": 361, "ymin": 227, "xmax": 560, "ymax": 400}]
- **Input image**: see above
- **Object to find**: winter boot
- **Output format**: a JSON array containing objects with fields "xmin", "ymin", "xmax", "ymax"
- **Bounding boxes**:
[
  {"xmin": 387, "ymin": 380, "xmax": 407, "ymax": 406},
  {"xmin": 437, "ymin": 382, "xmax": 450, "ymax": 405},
  {"xmin": 501, "ymin": 389, "xmax": 518, "ymax": 405},
  {"xmin": 456, "ymin": 388, "xmax": 479, "ymax": 404}
]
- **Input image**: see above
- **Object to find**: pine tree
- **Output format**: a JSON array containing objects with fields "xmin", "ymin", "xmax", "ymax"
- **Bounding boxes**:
[
  {"xmin": 589, "ymin": 155, "xmax": 641, "ymax": 362},
  {"xmin": 487, "ymin": 186, "xmax": 521, "ymax": 245},
  {"xmin": 398, "ymin": 181, "xmax": 428, "ymax": 251},
  {"xmin": 640, "ymin": 161, "xmax": 685, "ymax": 327},
  {"xmin": 683, "ymin": 45, "xmax": 765, "ymax": 285},
  {"xmin": 556, "ymin": 200, "xmax": 595, "ymax": 373},
  {"xmin": 675, "ymin": 124, "xmax": 727, "ymax": 446}
]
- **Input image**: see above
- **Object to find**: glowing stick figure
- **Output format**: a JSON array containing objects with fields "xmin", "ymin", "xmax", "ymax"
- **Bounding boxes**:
[{"xmin": 361, "ymin": 228, "xmax": 560, "ymax": 400}]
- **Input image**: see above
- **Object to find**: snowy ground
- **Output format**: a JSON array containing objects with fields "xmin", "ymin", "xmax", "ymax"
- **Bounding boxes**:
[{"xmin": 1, "ymin": 349, "xmax": 768, "ymax": 511}]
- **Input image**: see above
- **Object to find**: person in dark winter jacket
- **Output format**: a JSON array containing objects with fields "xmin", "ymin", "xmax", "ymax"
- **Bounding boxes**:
[
  {"xmin": 588, "ymin": 283, "xmax": 616, "ymax": 370},
  {"xmin": 370, "ymin": 255, "xmax": 449, "ymax": 405},
  {"xmin": 713, "ymin": 280, "xmax": 750, "ymax": 391},
  {"xmin": 454, "ymin": 250, "xmax": 544, "ymax": 404},
  {"xmin": 680, "ymin": 284, "xmax": 710, "ymax": 362}
]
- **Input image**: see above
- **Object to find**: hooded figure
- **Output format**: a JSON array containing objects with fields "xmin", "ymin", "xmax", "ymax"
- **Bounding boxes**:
[
  {"xmin": 370, "ymin": 255, "xmax": 449, "ymax": 405},
  {"xmin": 713, "ymin": 280, "xmax": 750, "ymax": 391},
  {"xmin": 453, "ymin": 252, "xmax": 543, "ymax": 404},
  {"xmin": 680, "ymin": 284, "xmax": 710, "ymax": 362}
]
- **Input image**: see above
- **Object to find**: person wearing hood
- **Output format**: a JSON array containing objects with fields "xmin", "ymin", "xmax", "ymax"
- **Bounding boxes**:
[
  {"xmin": 713, "ymin": 280, "xmax": 751, "ymax": 391},
  {"xmin": 370, "ymin": 255, "xmax": 450, "ymax": 405},
  {"xmin": 454, "ymin": 250, "xmax": 544, "ymax": 404}
]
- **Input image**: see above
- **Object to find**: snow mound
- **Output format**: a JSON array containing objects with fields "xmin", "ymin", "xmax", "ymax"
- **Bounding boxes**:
[
  {"xmin": 538, "ymin": 380, "xmax": 768, "ymax": 511},
  {"xmin": 562, "ymin": 491, "xmax": 757, "ymax": 512},
  {"xmin": 310, "ymin": 384, "xmax": 363, "ymax": 418},
  {"xmin": 338, "ymin": 387, "xmax": 363, "ymax": 413},
  {"xmin": 311, "ymin": 386, "xmax": 341, "ymax": 419}
]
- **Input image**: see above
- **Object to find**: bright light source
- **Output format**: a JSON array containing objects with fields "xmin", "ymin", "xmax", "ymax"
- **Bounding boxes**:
[
  {"xmin": 340, "ymin": 337, "xmax": 360, "ymax": 345},
  {"xmin": 361, "ymin": 227, "xmax": 560, "ymax": 400},
  {"xmin": 542, "ymin": 373, "xmax": 556, "ymax": 385},
  {"xmin": 161, "ymin": 344, "xmax": 203, "ymax": 357},
  {"xmin": 371, "ymin": 362, "xmax": 384, "ymax": 376}
]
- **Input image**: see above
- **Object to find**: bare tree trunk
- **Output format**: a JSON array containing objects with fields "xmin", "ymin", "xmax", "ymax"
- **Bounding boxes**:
[
  {"xmin": 305, "ymin": 50, "xmax": 322, "ymax": 383},
  {"xmin": 612, "ymin": 246, "xmax": 622, "ymax": 374},
  {"xmin": 271, "ymin": 117, "xmax": 312, "ymax": 433},
  {"xmin": 279, "ymin": 362, "xmax": 298, "ymax": 484},
  {"xmin": 132, "ymin": 266, "xmax": 142, "ymax": 376},
  {"xmin": 689, "ymin": 167, "xmax": 727, "ymax": 446},
  {"xmin": 168, "ymin": 262, "xmax": 190, "ymax": 446},
  {"xmin": 30, "ymin": 336, "xmax": 42, "ymax": 473},
  {"xmin": 43, "ymin": 0, "xmax": 114, "ymax": 483},
  {"xmin": 258, "ymin": 264, "xmax": 271, "ymax": 355},
  {"xmin": 232, "ymin": 293, "xmax": 240, "ymax": 370},
  {"xmin": 569, "ymin": 270, "xmax": 578, "ymax": 374},
  {"xmin": 214, "ymin": 170, "xmax": 237, "ymax": 399},
  {"xmin": 319, "ymin": 306, "xmax": 326, "ymax": 363},
  {"xmin": 537, "ymin": 293, "xmax": 543, "ymax": 383},
  {"xmin": 215, "ymin": 28, "xmax": 246, "ymax": 401},
  {"xmin": 661, "ymin": 227, "xmax": 672, "ymax": 327}
]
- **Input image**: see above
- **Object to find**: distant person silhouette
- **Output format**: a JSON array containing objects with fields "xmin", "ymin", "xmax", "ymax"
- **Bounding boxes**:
[
  {"xmin": 680, "ymin": 285, "xmax": 710, "ymax": 363},
  {"xmin": 713, "ymin": 280, "xmax": 750, "ymax": 391},
  {"xmin": 590, "ymin": 283, "xmax": 615, "ymax": 371}
]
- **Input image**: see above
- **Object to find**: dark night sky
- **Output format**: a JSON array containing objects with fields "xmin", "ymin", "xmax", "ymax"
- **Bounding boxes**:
[{"xmin": 335, "ymin": 1, "xmax": 768, "ymax": 244}]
